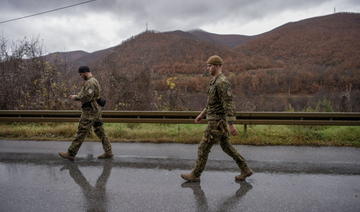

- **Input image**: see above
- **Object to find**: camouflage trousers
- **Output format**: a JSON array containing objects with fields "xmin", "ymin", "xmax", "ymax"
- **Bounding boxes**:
[
  {"xmin": 192, "ymin": 120, "xmax": 248, "ymax": 177},
  {"xmin": 68, "ymin": 114, "xmax": 112, "ymax": 157}
]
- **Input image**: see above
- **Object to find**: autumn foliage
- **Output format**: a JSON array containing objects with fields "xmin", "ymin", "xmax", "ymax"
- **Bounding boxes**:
[{"xmin": 0, "ymin": 13, "xmax": 359, "ymax": 111}]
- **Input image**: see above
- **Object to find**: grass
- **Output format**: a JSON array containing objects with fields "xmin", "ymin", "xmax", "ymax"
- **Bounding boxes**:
[{"xmin": 0, "ymin": 122, "xmax": 359, "ymax": 147}]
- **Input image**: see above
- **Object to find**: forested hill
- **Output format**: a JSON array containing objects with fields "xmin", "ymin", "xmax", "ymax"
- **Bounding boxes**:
[
  {"xmin": 237, "ymin": 13, "xmax": 360, "ymax": 68},
  {"xmin": 1, "ymin": 13, "xmax": 358, "ymax": 111},
  {"xmin": 188, "ymin": 29, "xmax": 253, "ymax": 48}
]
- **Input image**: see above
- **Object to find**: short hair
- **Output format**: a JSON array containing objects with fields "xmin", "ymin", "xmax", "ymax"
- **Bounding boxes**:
[{"xmin": 78, "ymin": 66, "xmax": 90, "ymax": 73}]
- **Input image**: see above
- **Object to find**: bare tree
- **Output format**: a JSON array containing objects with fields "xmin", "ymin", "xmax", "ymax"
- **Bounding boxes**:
[
  {"xmin": 0, "ymin": 36, "xmax": 67, "ymax": 109},
  {"xmin": 340, "ymin": 83, "xmax": 352, "ymax": 112}
]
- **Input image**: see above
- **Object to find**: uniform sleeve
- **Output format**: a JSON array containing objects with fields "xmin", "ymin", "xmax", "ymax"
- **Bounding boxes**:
[
  {"xmin": 75, "ymin": 81, "xmax": 95, "ymax": 103},
  {"xmin": 217, "ymin": 81, "xmax": 236, "ymax": 124}
]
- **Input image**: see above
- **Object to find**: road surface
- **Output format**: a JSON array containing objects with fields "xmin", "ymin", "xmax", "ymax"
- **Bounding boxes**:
[{"xmin": 0, "ymin": 140, "xmax": 359, "ymax": 212}]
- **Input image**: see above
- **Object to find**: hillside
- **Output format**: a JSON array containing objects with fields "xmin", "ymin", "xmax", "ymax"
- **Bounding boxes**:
[
  {"xmin": 188, "ymin": 29, "xmax": 253, "ymax": 48},
  {"xmin": 232, "ymin": 13, "xmax": 360, "ymax": 111},
  {"xmin": 72, "ymin": 46, "xmax": 117, "ymax": 67},
  {"xmin": 44, "ymin": 47, "xmax": 116, "ymax": 68},
  {"xmin": 99, "ymin": 30, "xmax": 261, "ymax": 75},
  {"xmin": 92, "ymin": 13, "xmax": 360, "ymax": 111},
  {"xmin": 91, "ymin": 30, "xmax": 278, "ymax": 110},
  {"xmin": 44, "ymin": 50, "xmax": 89, "ymax": 64},
  {"xmin": 5, "ymin": 13, "xmax": 358, "ymax": 111},
  {"xmin": 237, "ymin": 13, "xmax": 360, "ymax": 68}
]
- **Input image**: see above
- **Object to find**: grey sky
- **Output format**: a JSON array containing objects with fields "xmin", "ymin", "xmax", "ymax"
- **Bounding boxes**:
[{"xmin": 0, "ymin": 0, "xmax": 359, "ymax": 53}]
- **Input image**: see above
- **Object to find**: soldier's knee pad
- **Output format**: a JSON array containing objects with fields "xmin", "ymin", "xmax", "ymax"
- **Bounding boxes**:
[{"xmin": 93, "ymin": 120, "xmax": 103, "ymax": 127}]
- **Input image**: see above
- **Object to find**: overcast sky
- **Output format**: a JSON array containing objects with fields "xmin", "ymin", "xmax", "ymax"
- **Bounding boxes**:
[{"xmin": 0, "ymin": 0, "xmax": 359, "ymax": 53}]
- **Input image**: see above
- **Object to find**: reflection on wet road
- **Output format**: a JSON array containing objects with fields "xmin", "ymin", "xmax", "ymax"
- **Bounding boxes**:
[
  {"xmin": 181, "ymin": 181, "xmax": 253, "ymax": 212},
  {"xmin": 61, "ymin": 161, "xmax": 112, "ymax": 212},
  {"xmin": 0, "ymin": 160, "xmax": 359, "ymax": 212}
]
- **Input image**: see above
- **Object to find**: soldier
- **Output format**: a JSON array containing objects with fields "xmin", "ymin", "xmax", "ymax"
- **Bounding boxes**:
[
  {"xmin": 181, "ymin": 55, "xmax": 253, "ymax": 182},
  {"xmin": 59, "ymin": 66, "xmax": 113, "ymax": 161}
]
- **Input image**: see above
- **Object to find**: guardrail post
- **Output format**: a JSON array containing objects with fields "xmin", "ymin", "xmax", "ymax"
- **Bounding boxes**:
[{"xmin": 244, "ymin": 124, "xmax": 247, "ymax": 135}]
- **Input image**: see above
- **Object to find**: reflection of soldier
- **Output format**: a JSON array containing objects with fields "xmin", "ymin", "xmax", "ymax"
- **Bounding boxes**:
[
  {"xmin": 61, "ymin": 161, "xmax": 113, "ymax": 212},
  {"xmin": 181, "ymin": 181, "xmax": 253, "ymax": 212},
  {"xmin": 181, "ymin": 55, "xmax": 253, "ymax": 182},
  {"xmin": 181, "ymin": 182, "xmax": 209, "ymax": 212},
  {"xmin": 218, "ymin": 182, "xmax": 253, "ymax": 212},
  {"xmin": 59, "ymin": 66, "xmax": 113, "ymax": 161}
]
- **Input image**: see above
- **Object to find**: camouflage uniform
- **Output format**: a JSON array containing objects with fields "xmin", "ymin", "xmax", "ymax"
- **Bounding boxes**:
[
  {"xmin": 68, "ymin": 76, "xmax": 112, "ymax": 156},
  {"xmin": 191, "ymin": 73, "xmax": 249, "ymax": 177}
]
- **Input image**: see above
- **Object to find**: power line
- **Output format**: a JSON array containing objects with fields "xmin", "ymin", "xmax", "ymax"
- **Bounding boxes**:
[{"xmin": 0, "ymin": 0, "xmax": 97, "ymax": 24}]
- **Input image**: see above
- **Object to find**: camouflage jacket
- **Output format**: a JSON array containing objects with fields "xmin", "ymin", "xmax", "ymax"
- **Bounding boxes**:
[
  {"xmin": 75, "ymin": 76, "xmax": 101, "ymax": 113},
  {"xmin": 204, "ymin": 73, "xmax": 236, "ymax": 123}
]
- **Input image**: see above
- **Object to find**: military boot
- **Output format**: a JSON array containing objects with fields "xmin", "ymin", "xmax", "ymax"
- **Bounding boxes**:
[
  {"xmin": 235, "ymin": 167, "xmax": 253, "ymax": 181},
  {"xmin": 181, "ymin": 173, "xmax": 200, "ymax": 182},
  {"xmin": 58, "ymin": 152, "xmax": 75, "ymax": 161},
  {"xmin": 97, "ymin": 152, "xmax": 113, "ymax": 159}
]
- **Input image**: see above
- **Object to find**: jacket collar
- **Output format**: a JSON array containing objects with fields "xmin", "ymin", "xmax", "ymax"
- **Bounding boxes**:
[{"xmin": 210, "ymin": 73, "xmax": 223, "ymax": 85}]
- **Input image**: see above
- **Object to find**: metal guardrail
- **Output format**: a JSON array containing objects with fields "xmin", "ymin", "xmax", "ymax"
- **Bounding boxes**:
[{"xmin": 0, "ymin": 110, "xmax": 359, "ymax": 126}]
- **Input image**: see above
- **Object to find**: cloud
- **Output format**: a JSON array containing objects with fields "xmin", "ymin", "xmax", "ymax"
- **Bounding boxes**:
[{"xmin": 0, "ymin": 0, "xmax": 359, "ymax": 52}]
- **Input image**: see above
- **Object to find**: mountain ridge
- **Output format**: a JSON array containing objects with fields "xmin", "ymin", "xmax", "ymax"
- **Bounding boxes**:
[{"xmin": 43, "ymin": 12, "xmax": 359, "ymax": 111}]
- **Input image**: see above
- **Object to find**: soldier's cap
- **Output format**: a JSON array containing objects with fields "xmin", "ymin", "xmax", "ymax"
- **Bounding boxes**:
[
  {"xmin": 207, "ymin": 55, "xmax": 223, "ymax": 65},
  {"xmin": 78, "ymin": 66, "xmax": 90, "ymax": 73}
]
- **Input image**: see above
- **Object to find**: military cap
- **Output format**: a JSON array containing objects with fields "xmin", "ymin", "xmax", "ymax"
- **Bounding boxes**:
[
  {"xmin": 207, "ymin": 55, "xmax": 223, "ymax": 65},
  {"xmin": 78, "ymin": 66, "xmax": 90, "ymax": 73}
]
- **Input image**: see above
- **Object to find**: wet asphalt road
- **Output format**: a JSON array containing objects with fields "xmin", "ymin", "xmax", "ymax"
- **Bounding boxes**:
[{"xmin": 0, "ymin": 140, "xmax": 360, "ymax": 212}]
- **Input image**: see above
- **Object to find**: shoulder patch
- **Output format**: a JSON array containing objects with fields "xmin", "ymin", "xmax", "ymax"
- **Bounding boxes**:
[{"xmin": 227, "ymin": 89, "xmax": 232, "ymax": 96}]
